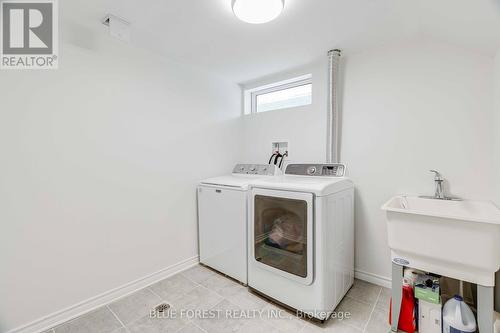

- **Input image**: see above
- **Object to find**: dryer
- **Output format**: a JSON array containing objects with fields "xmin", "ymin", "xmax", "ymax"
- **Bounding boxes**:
[
  {"xmin": 247, "ymin": 163, "xmax": 354, "ymax": 320},
  {"xmin": 197, "ymin": 164, "xmax": 280, "ymax": 284}
]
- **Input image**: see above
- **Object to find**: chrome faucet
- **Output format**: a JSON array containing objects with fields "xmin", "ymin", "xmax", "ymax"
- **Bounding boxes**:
[
  {"xmin": 429, "ymin": 170, "xmax": 445, "ymax": 199},
  {"xmin": 420, "ymin": 170, "xmax": 461, "ymax": 201}
]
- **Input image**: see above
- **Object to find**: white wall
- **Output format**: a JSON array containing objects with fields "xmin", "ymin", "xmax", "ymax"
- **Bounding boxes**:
[
  {"xmin": 0, "ymin": 24, "xmax": 242, "ymax": 332},
  {"xmin": 494, "ymin": 49, "xmax": 500, "ymax": 311},
  {"xmin": 342, "ymin": 38, "xmax": 495, "ymax": 281},
  {"xmin": 241, "ymin": 61, "xmax": 328, "ymax": 164},
  {"xmin": 494, "ymin": 50, "xmax": 500, "ymax": 209},
  {"xmin": 242, "ymin": 38, "xmax": 496, "ymax": 282}
]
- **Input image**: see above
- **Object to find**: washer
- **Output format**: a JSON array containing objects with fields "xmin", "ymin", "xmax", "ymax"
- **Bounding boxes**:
[
  {"xmin": 197, "ymin": 164, "xmax": 281, "ymax": 284},
  {"xmin": 247, "ymin": 163, "xmax": 354, "ymax": 320}
]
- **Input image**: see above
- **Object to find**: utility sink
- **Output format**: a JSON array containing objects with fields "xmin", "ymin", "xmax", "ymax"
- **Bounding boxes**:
[{"xmin": 382, "ymin": 195, "xmax": 500, "ymax": 286}]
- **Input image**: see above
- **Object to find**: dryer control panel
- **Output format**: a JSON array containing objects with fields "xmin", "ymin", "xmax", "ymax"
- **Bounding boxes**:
[
  {"xmin": 285, "ymin": 164, "xmax": 346, "ymax": 177},
  {"xmin": 232, "ymin": 164, "xmax": 281, "ymax": 176}
]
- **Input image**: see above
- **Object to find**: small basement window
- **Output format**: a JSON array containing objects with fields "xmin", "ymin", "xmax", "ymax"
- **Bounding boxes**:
[{"xmin": 244, "ymin": 74, "xmax": 312, "ymax": 114}]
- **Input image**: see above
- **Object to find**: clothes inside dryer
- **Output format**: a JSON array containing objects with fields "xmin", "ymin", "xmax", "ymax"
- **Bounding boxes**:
[
  {"xmin": 266, "ymin": 213, "xmax": 304, "ymax": 253},
  {"xmin": 254, "ymin": 195, "xmax": 308, "ymax": 278}
]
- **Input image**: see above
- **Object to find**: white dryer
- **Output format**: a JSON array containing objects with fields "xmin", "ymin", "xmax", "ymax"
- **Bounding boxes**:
[
  {"xmin": 247, "ymin": 163, "xmax": 354, "ymax": 320},
  {"xmin": 198, "ymin": 164, "xmax": 281, "ymax": 284}
]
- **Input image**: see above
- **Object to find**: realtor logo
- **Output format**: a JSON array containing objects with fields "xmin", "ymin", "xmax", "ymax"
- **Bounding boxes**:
[{"xmin": 1, "ymin": 0, "xmax": 58, "ymax": 69}]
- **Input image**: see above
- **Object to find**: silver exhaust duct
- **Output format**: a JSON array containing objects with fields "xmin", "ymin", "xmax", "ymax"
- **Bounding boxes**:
[{"xmin": 326, "ymin": 49, "xmax": 342, "ymax": 163}]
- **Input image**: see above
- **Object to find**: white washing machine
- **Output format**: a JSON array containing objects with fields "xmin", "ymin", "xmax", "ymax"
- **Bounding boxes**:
[
  {"xmin": 248, "ymin": 163, "xmax": 354, "ymax": 320},
  {"xmin": 197, "ymin": 164, "xmax": 281, "ymax": 284}
]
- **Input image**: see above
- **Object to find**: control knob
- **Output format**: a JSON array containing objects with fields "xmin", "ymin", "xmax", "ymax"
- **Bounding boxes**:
[{"xmin": 307, "ymin": 166, "xmax": 317, "ymax": 175}]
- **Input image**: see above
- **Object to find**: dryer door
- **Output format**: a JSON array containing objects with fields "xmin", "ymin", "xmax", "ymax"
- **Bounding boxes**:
[{"xmin": 250, "ymin": 188, "xmax": 314, "ymax": 285}]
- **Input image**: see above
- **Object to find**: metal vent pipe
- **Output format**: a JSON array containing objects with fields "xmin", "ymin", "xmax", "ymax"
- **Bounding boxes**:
[{"xmin": 326, "ymin": 49, "xmax": 342, "ymax": 163}]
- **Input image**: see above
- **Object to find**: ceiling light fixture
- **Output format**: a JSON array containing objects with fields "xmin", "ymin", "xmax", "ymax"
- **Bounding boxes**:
[{"xmin": 232, "ymin": 0, "xmax": 284, "ymax": 24}]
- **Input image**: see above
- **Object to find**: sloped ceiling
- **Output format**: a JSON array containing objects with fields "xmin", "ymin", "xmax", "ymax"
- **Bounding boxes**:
[{"xmin": 62, "ymin": 0, "xmax": 500, "ymax": 82}]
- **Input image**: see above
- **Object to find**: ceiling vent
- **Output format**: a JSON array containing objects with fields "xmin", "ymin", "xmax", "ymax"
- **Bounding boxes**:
[{"xmin": 102, "ymin": 14, "xmax": 131, "ymax": 42}]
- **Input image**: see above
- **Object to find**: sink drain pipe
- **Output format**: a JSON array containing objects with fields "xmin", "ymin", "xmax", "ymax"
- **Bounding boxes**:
[{"xmin": 326, "ymin": 49, "xmax": 342, "ymax": 163}]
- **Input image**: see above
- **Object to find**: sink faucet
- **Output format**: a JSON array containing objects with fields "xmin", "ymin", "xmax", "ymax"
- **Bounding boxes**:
[
  {"xmin": 430, "ymin": 170, "xmax": 445, "ymax": 199},
  {"xmin": 420, "ymin": 170, "xmax": 461, "ymax": 201}
]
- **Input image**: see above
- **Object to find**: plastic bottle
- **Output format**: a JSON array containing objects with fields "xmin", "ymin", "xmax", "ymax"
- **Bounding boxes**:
[
  {"xmin": 443, "ymin": 295, "xmax": 476, "ymax": 333},
  {"xmin": 389, "ymin": 281, "xmax": 417, "ymax": 333}
]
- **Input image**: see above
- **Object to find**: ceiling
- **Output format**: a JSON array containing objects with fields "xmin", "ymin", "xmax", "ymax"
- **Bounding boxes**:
[{"xmin": 63, "ymin": 0, "xmax": 500, "ymax": 83}]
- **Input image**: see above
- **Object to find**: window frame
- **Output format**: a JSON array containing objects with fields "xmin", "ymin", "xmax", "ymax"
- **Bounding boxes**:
[{"xmin": 244, "ymin": 74, "xmax": 312, "ymax": 115}]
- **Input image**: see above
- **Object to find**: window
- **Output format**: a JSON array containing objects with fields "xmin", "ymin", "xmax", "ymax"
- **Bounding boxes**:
[{"xmin": 244, "ymin": 74, "xmax": 312, "ymax": 114}]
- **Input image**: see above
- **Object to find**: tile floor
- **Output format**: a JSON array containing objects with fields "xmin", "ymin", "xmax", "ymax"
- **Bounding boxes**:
[{"xmin": 43, "ymin": 265, "xmax": 391, "ymax": 333}]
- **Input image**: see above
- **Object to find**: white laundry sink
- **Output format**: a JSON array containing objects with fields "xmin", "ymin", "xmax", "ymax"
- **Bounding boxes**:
[{"xmin": 382, "ymin": 195, "xmax": 500, "ymax": 286}]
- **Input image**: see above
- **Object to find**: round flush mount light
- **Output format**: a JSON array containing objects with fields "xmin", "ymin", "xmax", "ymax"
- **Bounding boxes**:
[{"xmin": 232, "ymin": 0, "xmax": 284, "ymax": 24}]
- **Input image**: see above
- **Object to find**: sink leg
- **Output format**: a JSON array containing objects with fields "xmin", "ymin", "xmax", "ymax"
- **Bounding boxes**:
[
  {"xmin": 477, "ymin": 285, "xmax": 494, "ymax": 333},
  {"xmin": 391, "ymin": 262, "xmax": 403, "ymax": 332}
]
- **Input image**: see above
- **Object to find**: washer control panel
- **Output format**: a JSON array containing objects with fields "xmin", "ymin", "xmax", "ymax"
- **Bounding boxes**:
[
  {"xmin": 232, "ymin": 164, "xmax": 280, "ymax": 176},
  {"xmin": 285, "ymin": 164, "xmax": 346, "ymax": 177}
]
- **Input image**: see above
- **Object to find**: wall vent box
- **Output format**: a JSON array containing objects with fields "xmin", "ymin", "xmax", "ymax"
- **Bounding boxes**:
[
  {"xmin": 272, "ymin": 142, "xmax": 288, "ymax": 155},
  {"xmin": 102, "ymin": 14, "xmax": 131, "ymax": 42}
]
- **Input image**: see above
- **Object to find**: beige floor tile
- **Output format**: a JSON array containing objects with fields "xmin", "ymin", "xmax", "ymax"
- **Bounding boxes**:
[
  {"xmin": 375, "ymin": 288, "xmax": 391, "ymax": 313},
  {"xmin": 54, "ymin": 307, "xmax": 122, "ymax": 333},
  {"xmin": 178, "ymin": 322, "xmax": 206, "ymax": 333},
  {"xmin": 173, "ymin": 285, "xmax": 224, "ymax": 312},
  {"xmin": 331, "ymin": 296, "xmax": 373, "ymax": 330},
  {"xmin": 126, "ymin": 312, "xmax": 187, "ymax": 333},
  {"xmin": 301, "ymin": 319, "xmax": 362, "ymax": 333},
  {"xmin": 50, "ymin": 272, "xmax": 391, "ymax": 333},
  {"xmin": 201, "ymin": 273, "xmax": 245, "ymax": 299},
  {"xmin": 226, "ymin": 289, "xmax": 269, "ymax": 311},
  {"xmin": 111, "ymin": 328, "xmax": 128, "ymax": 333},
  {"xmin": 108, "ymin": 289, "xmax": 162, "ymax": 325},
  {"xmin": 181, "ymin": 265, "xmax": 217, "ymax": 284},
  {"xmin": 346, "ymin": 280, "xmax": 382, "ymax": 305},
  {"xmin": 237, "ymin": 317, "xmax": 282, "ymax": 333},
  {"xmin": 193, "ymin": 299, "xmax": 246, "ymax": 333},
  {"xmin": 365, "ymin": 308, "xmax": 390, "ymax": 333},
  {"xmin": 260, "ymin": 303, "xmax": 306, "ymax": 332},
  {"xmin": 149, "ymin": 274, "xmax": 198, "ymax": 302}
]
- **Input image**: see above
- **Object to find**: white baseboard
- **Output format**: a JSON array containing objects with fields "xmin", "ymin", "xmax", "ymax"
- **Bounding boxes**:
[
  {"xmin": 8, "ymin": 256, "xmax": 200, "ymax": 333},
  {"xmin": 355, "ymin": 269, "xmax": 392, "ymax": 289}
]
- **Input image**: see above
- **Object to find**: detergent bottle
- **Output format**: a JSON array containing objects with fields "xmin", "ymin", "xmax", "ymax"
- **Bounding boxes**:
[
  {"xmin": 443, "ymin": 295, "xmax": 476, "ymax": 333},
  {"xmin": 389, "ymin": 278, "xmax": 417, "ymax": 333}
]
